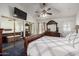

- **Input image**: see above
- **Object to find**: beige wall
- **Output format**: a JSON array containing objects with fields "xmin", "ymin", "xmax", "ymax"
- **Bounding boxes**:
[{"xmin": 0, "ymin": 3, "xmax": 37, "ymax": 35}]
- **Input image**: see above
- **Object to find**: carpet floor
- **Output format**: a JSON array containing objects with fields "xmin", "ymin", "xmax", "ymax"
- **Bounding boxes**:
[{"xmin": 2, "ymin": 39, "xmax": 25, "ymax": 56}]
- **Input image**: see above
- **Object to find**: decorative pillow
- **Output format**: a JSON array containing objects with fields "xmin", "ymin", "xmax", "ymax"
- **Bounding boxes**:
[
  {"xmin": 65, "ymin": 33, "xmax": 72, "ymax": 40},
  {"xmin": 65, "ymin": 32, "xmax": 77, "ymax": 42},
  {"xmin": 65, "ymin": 33, "xmax": 79, "ymax": 48},
  {"xmin": 72, "ymin": 35, "xmax": 79, "ymax": 48},
  {"xmin": 73, "ymin": 33, "xmax": 79, "ymax": 43},
  {"xmin": 76, "ymin": 33, "xmax": 79, "ymax": 37},
  {"xmin": 69, "ymin": 33, "xmax": 77, "ymax": 41}
]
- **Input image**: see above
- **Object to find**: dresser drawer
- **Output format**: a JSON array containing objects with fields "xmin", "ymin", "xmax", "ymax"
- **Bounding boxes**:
[{"xmin": 45, "ymin": 32, "xmax": 60, "ymax": 37}]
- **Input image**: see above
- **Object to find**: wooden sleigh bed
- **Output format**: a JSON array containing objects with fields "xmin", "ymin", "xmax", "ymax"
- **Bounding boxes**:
[
  {"xmin": 24, "ymin": 31, "xmax": 79, "ymax": 56},
  {"xmin": 24, "ymin": 20, "xmax": 79, "ymax": 56},
  {"xmin": 24, "ymin": 31, "xmax": 60, "ymax": 56}
]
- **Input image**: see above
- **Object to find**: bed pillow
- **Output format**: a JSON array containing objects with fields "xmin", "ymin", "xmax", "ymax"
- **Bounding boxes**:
[
  {"xmin": 72, "ymin": 35, "xmax": 79, "ymax": 48},
  {"xmin": 65, "ymin": 32, "xmax": 77, "ymax": 42},
  {"xmin": 76, "ymin": 33, "xmax": 79, "ymax": 37},
  {"xmin": 74, "ymin": 33, "xmax": 79, "ymax": 43},
  {"xmin": 69, "ymin": 33, "xmax": 77, "ymax": 41},
  {"xmin": 68, "ymin": 33, "xmax": 79, "ymax": 47},
  {"xmin": 65, "ymin": 33, "xmax": 71, "ymax": 40},
  {"xmin": 65, "ymin": 33, "xmax": 72, "ymax": 41}
]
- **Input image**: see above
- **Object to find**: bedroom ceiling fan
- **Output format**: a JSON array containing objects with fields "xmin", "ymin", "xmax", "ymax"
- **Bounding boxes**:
[{"xmin": 35, "ymin": 3, "xmax": 52, "ymax": 17}]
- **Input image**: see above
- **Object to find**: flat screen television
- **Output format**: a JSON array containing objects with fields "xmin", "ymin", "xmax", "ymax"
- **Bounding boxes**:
[{"xmin": 14, "ymin": 7, "xmax": 27, "ymax": 20}]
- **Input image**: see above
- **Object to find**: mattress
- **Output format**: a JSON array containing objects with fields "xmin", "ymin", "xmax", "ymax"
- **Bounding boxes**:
[{"xmin": 27, "ymin": 36, "xmax": 79, "ymax": 56}]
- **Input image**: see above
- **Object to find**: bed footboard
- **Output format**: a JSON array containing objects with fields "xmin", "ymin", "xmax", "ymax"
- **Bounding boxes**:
[
  {"xmin": 24, "ymin": 33, "xmax": 44, "ymax": 55},
  {"xmin": 24, "ymin": 31, "xmax": 60, "ymax": 55}
]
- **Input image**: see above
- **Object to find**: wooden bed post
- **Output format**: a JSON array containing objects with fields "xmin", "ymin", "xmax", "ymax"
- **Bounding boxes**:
[
  {"xmin": 0, "ymin": 28, "xmax": 3, "ymax": 56},
  {"xmin": 24, "ymin": 37, "xmax": 28, "ymax": 56},
  {"xmin": 24, "ymin": 33, "xmax": 45, "ymax": 56}
]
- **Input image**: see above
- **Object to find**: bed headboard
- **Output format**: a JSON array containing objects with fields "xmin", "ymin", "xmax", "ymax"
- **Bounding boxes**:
[{"xmin": 76, "ymin": 25, "xmax": 79, "ymax": 33}]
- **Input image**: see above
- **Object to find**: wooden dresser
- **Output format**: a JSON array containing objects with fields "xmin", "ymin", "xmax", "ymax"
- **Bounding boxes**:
[
  {"xmin": 44, "ymin": 31, "xmax": 60, "ymax": 37},
  {"xmin": 0, "ymin": 28, "xmax": 3, "ymax": 55},
  {"xmin": 3, "ymin": 32, "xmax": 21, "ymax": 43}
]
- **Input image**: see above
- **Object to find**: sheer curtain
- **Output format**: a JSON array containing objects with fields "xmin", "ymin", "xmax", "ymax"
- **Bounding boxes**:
[{"xmin": 38, "ymin": 22, "xmax": 46, "ymax": 34}]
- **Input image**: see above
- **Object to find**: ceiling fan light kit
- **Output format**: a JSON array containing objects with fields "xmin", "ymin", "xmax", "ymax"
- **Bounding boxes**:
[
  {"xmin": 41, "ymin": 13, "xmax": 47, "ymax": 17},
  {"xmin": 35, "ymin": 3, "xmax": 60, "ymax": 18}
]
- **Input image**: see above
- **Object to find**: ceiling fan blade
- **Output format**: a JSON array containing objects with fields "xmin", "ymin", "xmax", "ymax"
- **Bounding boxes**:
[
  {"xmin": 47, "ymin": 8, "xmax": 51, "ymax": 11},
  {"xmin": 47, "ymin": 13, "xmax": 52, "ymax": 15},
  {"xmin": 35, "ymin": 11, "xmax": 39, "ymax": 13}
]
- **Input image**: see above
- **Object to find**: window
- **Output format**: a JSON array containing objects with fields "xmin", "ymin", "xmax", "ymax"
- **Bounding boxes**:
[{"xmin": 63, "ymin": 24, "xmax": 71, "ymax": 32}]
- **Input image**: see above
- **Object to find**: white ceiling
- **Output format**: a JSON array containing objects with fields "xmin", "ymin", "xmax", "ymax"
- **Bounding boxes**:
[{"xmin": 19, "ymin": 3, "xmax": 79, "ymax": 18}]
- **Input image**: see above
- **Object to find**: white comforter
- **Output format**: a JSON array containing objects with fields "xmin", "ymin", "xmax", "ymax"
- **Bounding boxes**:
[{"xmin": 27, "ymin": 36, "xmax": 79, "ymax": 56}]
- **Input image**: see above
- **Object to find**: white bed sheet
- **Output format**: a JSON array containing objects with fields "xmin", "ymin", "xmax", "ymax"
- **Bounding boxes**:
[{"xmin": 27, "ymin": 36, "xmax": 79, "ymax": 56}]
